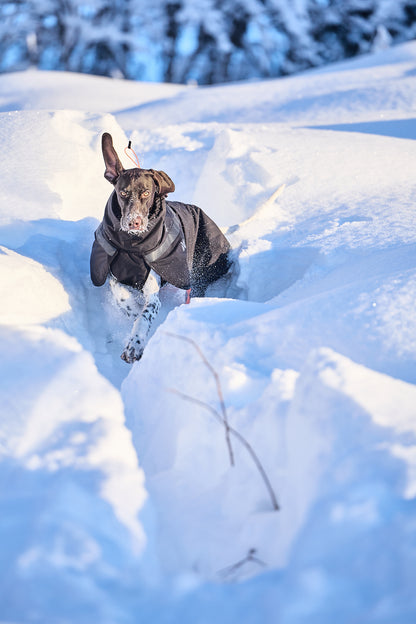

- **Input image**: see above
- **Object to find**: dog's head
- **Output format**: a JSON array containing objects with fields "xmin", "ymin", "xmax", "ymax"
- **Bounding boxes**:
[{"xmin": 102, "ymin": 132, "xmax": 175, "ymax": 235}]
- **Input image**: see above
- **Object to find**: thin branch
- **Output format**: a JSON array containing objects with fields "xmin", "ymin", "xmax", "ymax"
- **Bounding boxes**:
[
  {"xmin": 227, "ymin": 424, "xmax": 280, "ymax": 511},
  {"xmin": 218, "ymin": 548, "xmax": 266, "ymax": 580},
  {"xmin": 168, "ymin": 387, "xmax": 280, "ymax": 511},
  {"xmin": 164, "ymin": 332, "xmax": 280, "ymax": 510},
  {"xmin": 167, "ymin": 388, "xmax": 224, "ymax": 425},
  {"xmin": 164, "ymin": 331, "xmax": 234, "ymax": 466}
]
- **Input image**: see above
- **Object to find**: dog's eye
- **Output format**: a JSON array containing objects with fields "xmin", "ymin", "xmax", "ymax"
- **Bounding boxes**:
[
  {"xmin": 119, "ymin": 190, "xmax": 128, "ymax": 197},
  {"xmin": 141, "ymin": 190, "xmax": 150, "ymax": 198}
]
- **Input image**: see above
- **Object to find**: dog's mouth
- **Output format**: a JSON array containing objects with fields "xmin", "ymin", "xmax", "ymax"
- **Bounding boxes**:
[
  {"xmin": 128, "ymin": 227, "xmax": 147, "ymax": 236},
  {"xmin": 120, "ymin": 215, "xmax": 148, "ymax": 235}
]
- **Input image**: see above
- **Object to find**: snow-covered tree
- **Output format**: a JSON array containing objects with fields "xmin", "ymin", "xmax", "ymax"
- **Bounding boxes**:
[
  {"xmin": 0, "ymin": 2, "xmax": 35, "ymax": 73},
  {"xmin": 0, "ymin": 0, "xmax": 415, "ymax": 83},
  {"xmin": 310, "ymin": 0, "xmax": 416, "ymax": 63}
]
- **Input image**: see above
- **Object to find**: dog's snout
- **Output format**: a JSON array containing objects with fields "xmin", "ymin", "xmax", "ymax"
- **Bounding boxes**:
[
  {"xmin": 120, "ymin": 205, "xmax": 149, "ymax": 234},
  {"xmin": 130, "ymin": 215, "xmax": 142, "ymax": 229}
]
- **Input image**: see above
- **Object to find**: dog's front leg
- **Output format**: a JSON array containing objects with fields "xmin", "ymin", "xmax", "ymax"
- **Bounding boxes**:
[{"xmin": 121, "ymin": 270, "xmax": 161, "ymax": 363}]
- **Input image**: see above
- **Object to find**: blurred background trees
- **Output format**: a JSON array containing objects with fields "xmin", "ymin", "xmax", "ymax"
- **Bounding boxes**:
[{"xmin": 1, "ymin": 0, "xmax": 415, "ymax": 83}]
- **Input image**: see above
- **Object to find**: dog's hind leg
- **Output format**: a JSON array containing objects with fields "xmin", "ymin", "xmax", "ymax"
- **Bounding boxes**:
[{"xmin": 121, "ymin": 270, "xmax": 161, "ymax": 363}]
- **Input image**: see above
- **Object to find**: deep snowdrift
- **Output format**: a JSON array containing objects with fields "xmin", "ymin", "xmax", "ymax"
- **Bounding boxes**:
[{"xmin": 1, "ymin": 42, "xmax": 416, "ymax": 623}]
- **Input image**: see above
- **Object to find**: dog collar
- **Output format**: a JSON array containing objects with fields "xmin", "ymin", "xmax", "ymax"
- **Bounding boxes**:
[{"xmin": 94, "ymin": 204, "xmax": 185, "ymax": 265}]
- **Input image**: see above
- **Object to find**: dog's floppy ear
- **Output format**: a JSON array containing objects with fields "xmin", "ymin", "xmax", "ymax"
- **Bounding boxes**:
[
  {"xmin": 102, "ymin": 133, "xmax": 125, "ymax": 184},
  {"xmin": 149, "ymin": 169, "xmax": 175, "ymax": 195}
]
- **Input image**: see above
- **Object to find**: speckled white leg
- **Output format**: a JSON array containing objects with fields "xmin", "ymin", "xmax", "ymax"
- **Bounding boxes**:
[{"xmin": 114, "ymin": 270, "xmax": 161, "ymax": 363}]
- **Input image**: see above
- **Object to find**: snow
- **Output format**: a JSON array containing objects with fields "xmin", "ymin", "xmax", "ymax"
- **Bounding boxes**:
[{"xmin": 1, "ymin": 42, "xmax": 416, "ymax": 622}]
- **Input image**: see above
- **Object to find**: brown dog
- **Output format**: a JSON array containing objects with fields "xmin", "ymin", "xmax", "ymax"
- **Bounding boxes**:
[{"xmin": 91, "ymin": 133, "xmax": 231, "ymax": 362}]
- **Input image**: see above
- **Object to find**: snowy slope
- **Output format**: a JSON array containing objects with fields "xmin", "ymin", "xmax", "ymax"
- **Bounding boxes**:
[{"xmin": 1, "ymin": 42, "xmax": 416, "ymax": 623}]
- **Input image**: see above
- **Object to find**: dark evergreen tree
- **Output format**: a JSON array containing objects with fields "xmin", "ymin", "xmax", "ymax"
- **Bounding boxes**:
[
  {"xmin": 0, "ymin": 0, "xmax": 415, "ymax": 83},
  {"xmin": 310, "ymin": 0, "xmax": 416, "ymax": 64}
]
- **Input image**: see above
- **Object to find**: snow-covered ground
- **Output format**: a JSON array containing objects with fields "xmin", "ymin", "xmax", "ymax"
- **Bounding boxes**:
[{"xmin": 1, "ymin": 41, "xmax": 416, "ymax": 623}]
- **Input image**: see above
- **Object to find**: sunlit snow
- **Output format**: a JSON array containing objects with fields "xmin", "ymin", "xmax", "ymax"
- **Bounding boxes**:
[{"xmin": 1, "ymin": 41, "xmax": 416, "ymax": 623}]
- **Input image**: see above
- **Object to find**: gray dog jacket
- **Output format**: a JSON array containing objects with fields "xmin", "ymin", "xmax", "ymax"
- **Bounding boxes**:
[{"xmin": 90, "ymin": 191, "xmax": 231, "ymax": 293}]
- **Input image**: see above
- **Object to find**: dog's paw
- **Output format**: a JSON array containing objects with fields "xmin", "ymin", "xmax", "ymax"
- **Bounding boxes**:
[{"xmin": 120, "ymin": 339, "xmax": 144, "ymax": 363}]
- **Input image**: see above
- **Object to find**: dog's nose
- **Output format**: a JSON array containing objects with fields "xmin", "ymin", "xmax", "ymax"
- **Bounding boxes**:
[{"xmin": 130, "ymin": 216, "xmax": 142, "ymax": 229}]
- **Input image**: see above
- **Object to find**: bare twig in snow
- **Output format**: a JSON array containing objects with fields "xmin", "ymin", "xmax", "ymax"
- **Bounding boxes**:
[
  {"xmin": 164, "ymin": 332, "xmax": 280, "ymax": 511},
  {"xmin": 218, "ymin": 548, "xmax": 266, "ymax": 580},
  {"xmin": 164, "ymin": 331, "xmax": 234, "ymax": 466}
]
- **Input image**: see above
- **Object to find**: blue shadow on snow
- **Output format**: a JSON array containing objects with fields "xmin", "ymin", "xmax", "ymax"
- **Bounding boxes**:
[{"xmin": 305, "ymin": 118, "xmax": 416, "ymax": 141}]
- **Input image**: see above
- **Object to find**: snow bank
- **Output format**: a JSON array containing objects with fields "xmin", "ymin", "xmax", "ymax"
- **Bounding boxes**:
[
  {"xmin": 0, "ymin": 246, "xmax": 70, "ymax": 324},
  {"xmin": 0, "ymin": 109, "xmax": 126, "ymax": 225},
  {"xmin": 122, "ymin": 298, "xmax": 416, "ymax": 575},
  {"xmin": 0, "ymin": 323, "xmax": 151, "ymax": 622}
]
